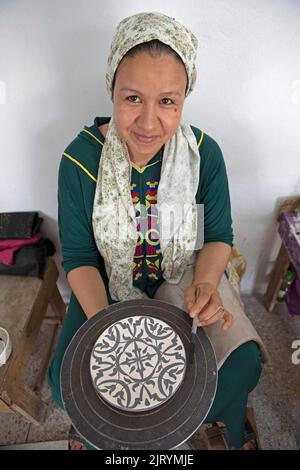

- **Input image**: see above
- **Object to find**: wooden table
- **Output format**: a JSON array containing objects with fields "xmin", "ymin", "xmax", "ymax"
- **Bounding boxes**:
[{"xmin": 0, "ymin": 257, "xmax": 66, "ymax": 424}]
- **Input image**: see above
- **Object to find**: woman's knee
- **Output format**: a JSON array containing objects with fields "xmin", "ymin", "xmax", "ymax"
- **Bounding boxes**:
[
  {"xmin": 154, "ymin": 281, "xmax": 186, "ymax": 310},
  {"xmin": 228, "ymin": 341, "xmax": 263, "ymax": 393},
  {"xmin": 244, "ymin": 341, "xmax": 263, "ymax": 392},
  {"xmin": 47, "ymin": 293, "xmax": 87, "ymax": 406},
  {"xmin": 47, "ymin": 364, "xmax": 64, "ymax": 409}
]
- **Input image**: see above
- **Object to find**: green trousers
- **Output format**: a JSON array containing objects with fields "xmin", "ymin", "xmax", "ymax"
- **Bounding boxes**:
[{"xmin": 47, "ymin": 292, "xmax": 262, "ymax": 449}]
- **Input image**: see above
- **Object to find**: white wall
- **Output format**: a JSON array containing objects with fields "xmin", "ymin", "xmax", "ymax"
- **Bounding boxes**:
[{"xmin": 1, "ymin": 0, "xmax": 299, "ymax": 301}]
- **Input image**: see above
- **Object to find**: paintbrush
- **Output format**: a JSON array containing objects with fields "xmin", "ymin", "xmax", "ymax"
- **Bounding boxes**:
[{"xmin": 189, "ymin": 287, "xmax": 200, "ymax": 364}]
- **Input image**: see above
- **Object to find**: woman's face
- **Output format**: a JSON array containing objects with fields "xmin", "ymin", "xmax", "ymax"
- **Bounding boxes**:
[{"xmin": 112, "ymin": 52, "xmax": 187, "ymax": 164}]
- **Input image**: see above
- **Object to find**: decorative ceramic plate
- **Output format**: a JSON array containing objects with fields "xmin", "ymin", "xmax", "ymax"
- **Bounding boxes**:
[
  {"xmin": 61, "ymin": 299, "xmax": 217, "ymax": 450},
  {"xmin": 90, "ymin": 316, "xmax": 186, "ymax": 411}
]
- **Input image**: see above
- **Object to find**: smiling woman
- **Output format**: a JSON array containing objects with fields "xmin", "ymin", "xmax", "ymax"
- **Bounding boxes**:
[
  {"xmin": 48, "ymin": 11, "xmax": 267, "ymax": 451},
  {"xmin": 112, "ymin": 49, "xmax": 187, "ymax": 166}
]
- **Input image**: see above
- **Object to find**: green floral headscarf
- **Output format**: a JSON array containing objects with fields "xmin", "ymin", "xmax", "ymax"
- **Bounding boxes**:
[
  {"xmin": 92, "ymin": 12, "xmax": 201, "ymax": 301},
  {"xmin": 106, "ymin": 11, "xmax": 198, "ymax": 98}
]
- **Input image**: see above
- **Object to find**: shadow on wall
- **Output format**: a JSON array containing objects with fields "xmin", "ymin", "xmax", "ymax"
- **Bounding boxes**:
[{"xmin": 25, "ymin": 23, "xmax": 117, "ymax": 302}]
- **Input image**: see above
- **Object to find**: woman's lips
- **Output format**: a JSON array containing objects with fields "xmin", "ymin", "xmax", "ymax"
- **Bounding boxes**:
[{"xmin": 133, "ymin": 132, "xmax": 157, "ymax": 143}]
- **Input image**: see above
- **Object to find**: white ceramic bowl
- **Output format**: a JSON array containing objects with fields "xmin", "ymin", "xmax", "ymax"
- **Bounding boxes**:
[{"xmin": 0, "ymin": 327, "xmax": 12, "ymax": 366}]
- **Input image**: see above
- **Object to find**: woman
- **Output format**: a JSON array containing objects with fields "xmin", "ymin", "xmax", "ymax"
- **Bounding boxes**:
[{"xmin": 48, "ymin": 12, "xmax": 267, "ymax": 450}]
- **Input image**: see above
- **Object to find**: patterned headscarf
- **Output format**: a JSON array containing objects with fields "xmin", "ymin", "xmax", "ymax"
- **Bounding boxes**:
[
  {"xmin": 92, "ymin": 12, "xmax": 201, "ymax": 301},
  {"xmin": 106, "ymin": 12, "xmax": 198, "ymax": 98}
]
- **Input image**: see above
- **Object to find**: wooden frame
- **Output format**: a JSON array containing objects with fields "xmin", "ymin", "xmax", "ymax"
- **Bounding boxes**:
[{"xmin": 0, "ymin": 257, "xmax": 66, "ymax": 424}]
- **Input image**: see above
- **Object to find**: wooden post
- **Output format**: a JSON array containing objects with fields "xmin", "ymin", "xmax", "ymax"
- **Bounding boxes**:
[
  {"xmin": 49, "ymin": 284, "xmax": 67, "ymax": 321},
  {"xmin": 10, "ymin": 383, "xmax": 47, "ymax": 425},
  {"xmin": 34, "ymin": 283, "xmax": 66, "ymax": 391},
  {"xmin": 246, "ymin": 407, "xmax": 261, "ymax": 450},
  {"xmin": 264, "ymin": 242, "xmax": 290, "ymax": 312},
  {"xmin": 33, "ymin": 324, "xmax": 59, "ymax": 392},
  {"xmin": 0, "ymin": 399, "xmax": 13, "ymax": 413}
]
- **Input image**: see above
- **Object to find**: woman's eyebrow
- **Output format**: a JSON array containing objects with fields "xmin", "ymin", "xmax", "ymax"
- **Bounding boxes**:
[
  {"xmin": 119, "ymin": 87, "xmax": 182, "ymax": 96},
  {"xmin": 159, "ymin": 91, "xmax": 182, "ymax": 96}
]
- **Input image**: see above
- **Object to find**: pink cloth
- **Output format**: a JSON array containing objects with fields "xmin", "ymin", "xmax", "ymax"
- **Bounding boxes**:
[{"xmin": 0, "ymin": 233, "xmax": 42, "ymax": 265}]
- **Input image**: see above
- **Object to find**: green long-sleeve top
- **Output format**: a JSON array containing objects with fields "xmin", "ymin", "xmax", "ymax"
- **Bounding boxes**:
[{"xmin": 58, "ymin": 116, "xmax": 233, "ymax": 297}]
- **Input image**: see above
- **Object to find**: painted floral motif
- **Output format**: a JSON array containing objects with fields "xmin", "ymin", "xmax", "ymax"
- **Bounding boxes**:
[{"xmin": 90, "ymin": 316, "xmax": 186, "ymax": 411}]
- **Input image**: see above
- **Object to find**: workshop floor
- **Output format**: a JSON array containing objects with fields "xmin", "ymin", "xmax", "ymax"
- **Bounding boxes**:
[{"xmin": 0, "ymin": 294, "xmax": 299, "ymax": 450}]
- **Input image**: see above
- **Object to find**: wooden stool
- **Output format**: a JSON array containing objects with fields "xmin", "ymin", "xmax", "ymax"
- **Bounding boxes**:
[
  {"xmin": 204, "ymin": 407, "xmax": 261, "ymax": 450},
  {"xmin": 0, "ymin": 257, "xmax": 66, "ymax": 424}
]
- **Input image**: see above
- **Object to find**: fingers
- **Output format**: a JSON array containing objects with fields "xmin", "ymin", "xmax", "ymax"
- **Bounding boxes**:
[
  {"xmin": 184, "ymin": 286, "xmax": 212, "ymax": 317},
  {"xmin": 197, "ymin": 304, "xmax": 226, "ymax": 327},
  {"xmin": 222, "ymin": 311, "xmax": 234, "ymax": 331},
  {"xmin": 197, "ymin": 306, "xmax": 234, "ymax": 331},
  {"xmin": 184, "ymin": 285, "xmax": 234, "ymax": 331},
  {"xmin": 184, "ymin": 286, "xmax": 198, "ymax": 312},
  {"xmin": 190, "ymin": 291, "xmax": 211, "ymax": 317}
]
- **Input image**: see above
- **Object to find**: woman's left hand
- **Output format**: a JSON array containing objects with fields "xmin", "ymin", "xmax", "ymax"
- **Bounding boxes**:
[{"xmin": 184, "ymin": 282, "xmax": 233, "ymax": 331}]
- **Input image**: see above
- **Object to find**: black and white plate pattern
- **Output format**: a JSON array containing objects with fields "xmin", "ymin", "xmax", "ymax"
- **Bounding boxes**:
[
  {"xmin": 90, "ymin": 316, "xmax": 186, "ymax": 411},
  {"xmin": 61, "ymin": 299, "xmax": 218, "ymax": 450}
]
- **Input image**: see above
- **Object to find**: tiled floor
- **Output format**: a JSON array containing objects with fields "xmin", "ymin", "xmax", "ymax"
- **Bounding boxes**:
[
  {"xmin": 243, "ymin": 294, "xmax": 300, "ymax": 450},
  {"xmin": 0, "ymin": 295, "xmax": 299, "ymax": 450}
]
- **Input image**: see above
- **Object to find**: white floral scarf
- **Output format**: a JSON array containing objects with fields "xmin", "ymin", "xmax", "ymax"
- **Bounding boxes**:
[{"xmin": 92, "ymin": 12, "xmax": 201, "ymax": 301}]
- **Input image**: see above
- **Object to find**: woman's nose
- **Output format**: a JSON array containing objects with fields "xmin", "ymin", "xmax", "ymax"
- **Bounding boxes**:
[{"xmin": 138, "ymin": 104, "xmax": 158, "ymax": 132}]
